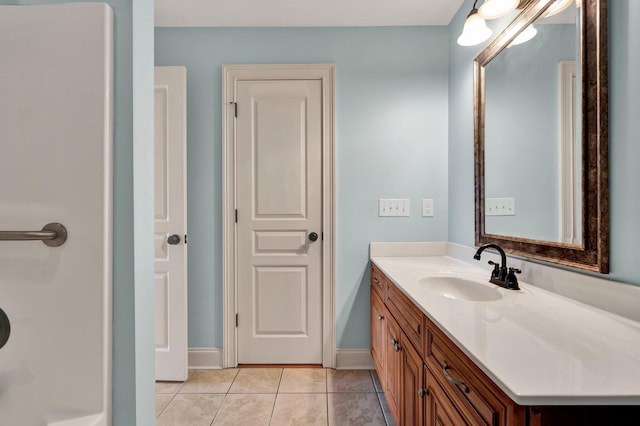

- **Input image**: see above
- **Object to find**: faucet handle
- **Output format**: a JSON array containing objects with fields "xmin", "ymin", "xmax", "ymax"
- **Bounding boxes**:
[
  {"xmin": 505, "ymin": 267, "xmax": 521, "ymax": 290},
  {"xmin": 488, "ymin": 261, "xmax": 501, "ymax": 279}
]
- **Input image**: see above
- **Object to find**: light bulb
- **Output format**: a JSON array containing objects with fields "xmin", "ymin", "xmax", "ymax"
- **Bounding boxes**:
[
  {"xmin": 541, "ymin": 0, "xmax": 574, "ymax": 18},
  {"xmin": 457, "ymin": 9, "xmax": 493, "ymax": 47},
  {"xmin": 478, "ymin": 0, "xmax": 519, "ymax": 20},
  {"xmin": 508, "ymin": 24, "xmax": 537, "ymax": 47}
]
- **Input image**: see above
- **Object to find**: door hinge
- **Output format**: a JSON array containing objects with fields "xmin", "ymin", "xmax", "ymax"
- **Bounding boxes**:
[
  {"xmin": 184, "ymin": 234, "xmax": 188, "ymax": 244},
  {"xmin": 235, "ymin": 209, "xmax": 238, "ymax": 223},
  {"xmin": 235, "ymin": 313, "xmax": 238, "ymax": 327},
  {"xmin": 322, "ymin": 232, "xmax": 324, "ymax": 241},
  {"xmin": 229, "ymin": 101, "xmax": 237, "ymax": 118}
]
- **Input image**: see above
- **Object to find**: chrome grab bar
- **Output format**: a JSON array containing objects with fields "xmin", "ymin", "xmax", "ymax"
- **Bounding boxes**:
[{"xmin": 0, "ymin": 223, "xmax": 67, "ymax": 247}]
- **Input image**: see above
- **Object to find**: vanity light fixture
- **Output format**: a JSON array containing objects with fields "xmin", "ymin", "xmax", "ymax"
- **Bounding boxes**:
[
  {"xmin": 541, "ymin": 0, "xmax": 574, "ymax": 18},
  {"xmin": 478, "ymin": 0, "xmax": 519, "ymax": 19},
  {"xmin": 457, "ymin": 0, "xmax": 493, "ymax": 47},
  {"xmin": 508, "ymin": 24, "xmax": 537, "ymax": 46}
]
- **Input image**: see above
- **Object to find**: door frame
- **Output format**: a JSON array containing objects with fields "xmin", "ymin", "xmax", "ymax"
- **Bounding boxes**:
[{"xmin": 222, "ymin": 64, "xmax": 336, "ymax": 368}]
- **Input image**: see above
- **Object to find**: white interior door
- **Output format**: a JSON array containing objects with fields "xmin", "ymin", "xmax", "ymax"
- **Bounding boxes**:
[
  {"xmin": 154, "ymin": 66, "xmax": 188, "ymax": 380},
  {"xmin": 236, "ymin": 79, "xmax": 323, "ymax": 364}
]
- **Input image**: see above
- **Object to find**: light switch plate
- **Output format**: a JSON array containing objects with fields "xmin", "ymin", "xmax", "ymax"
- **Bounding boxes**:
[
  {"xmin": 486, "ymin": 197, "xmax": 516, "ymax": 216},
  {"xmin": 422, "ymin": 199, "xmax": 434, "ymax": 217},
  {"xmin": 379, "ymin": 199, "xmax": 410, "ymax": 217}
]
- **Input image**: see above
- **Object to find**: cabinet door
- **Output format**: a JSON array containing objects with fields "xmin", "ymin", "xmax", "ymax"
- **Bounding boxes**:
[
  {"xmin": 426, "ymin": 368, "xmax": 469, "ymax": 426},
  {"xmin": 401, "ymin": 336, "xmax": 424, "ymax": 425},
  {"xmin": 385, "ymin": 309, "xmax": 402, "ymax": 425},
  {"xmin": 370, "ymin": 288, "xmax": 385, "ymax": 387}
]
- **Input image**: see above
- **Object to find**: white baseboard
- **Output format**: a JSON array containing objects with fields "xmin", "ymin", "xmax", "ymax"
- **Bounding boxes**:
[
  {"xmin": 189, "ymin": 348, "xmax": 372, "ymax": 370},
  {"xmin": 335, "ymin": 349, "xmax": 374, "ymax": 370},
  {"xmin": 188, "ymin": 348, "xmax": 223, "ymax": 369}
]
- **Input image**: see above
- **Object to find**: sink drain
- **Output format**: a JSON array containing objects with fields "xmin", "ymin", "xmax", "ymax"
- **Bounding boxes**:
[{"xmin": 0, "ymin": 308, "xmax": 10, "ymax": 350}]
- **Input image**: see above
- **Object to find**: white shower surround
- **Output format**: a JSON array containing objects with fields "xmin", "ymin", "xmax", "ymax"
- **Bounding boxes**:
[{"xmin": 0, "ymin": 4, "xmax": 113, "ymax": 425}]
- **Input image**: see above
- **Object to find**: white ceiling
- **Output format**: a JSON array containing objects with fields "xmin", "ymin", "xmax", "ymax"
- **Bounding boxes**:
[{"xmin": 155, "ymin": 0, "xmax": 465, "ymax": 28}]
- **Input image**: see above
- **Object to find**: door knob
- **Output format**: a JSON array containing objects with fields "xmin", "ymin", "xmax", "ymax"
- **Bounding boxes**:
[
  {"xmin": 167, "ymin": 234, "xmax": 181, "ymax": 245},
  {"xmin": 0, "ymin": 308, "xmax": 10, "ymax": 350},
  {"xmin": 308, "ymin": 232, "xmax": 319, "ymax": 242}
]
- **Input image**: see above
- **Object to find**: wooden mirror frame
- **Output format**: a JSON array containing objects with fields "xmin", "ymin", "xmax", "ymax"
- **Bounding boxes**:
[{"xmin": 474, "ymin": 0, "xmax": 609, "ymax": 273}]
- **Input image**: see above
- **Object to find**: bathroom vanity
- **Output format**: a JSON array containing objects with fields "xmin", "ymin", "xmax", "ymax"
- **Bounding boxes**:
[{"xmin": 370, "ymin": 255, "xmax": 640, "ymax": 425}]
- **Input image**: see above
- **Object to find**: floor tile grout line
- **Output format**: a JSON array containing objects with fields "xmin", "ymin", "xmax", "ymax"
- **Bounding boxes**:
[
  {"xmin": 324, "ymin": 368, "xmax": 329, "ymax": 425},
  {"xmin": 155, "ymin": 392, "xmax": 176, "ymax": 420},
  {"xmin": 208, "ymin": 392, "xmax": 228, "ymax": 426},
  {"xmin": 275, "ymin": 367, "xmax": 284, "ymax": 394}
]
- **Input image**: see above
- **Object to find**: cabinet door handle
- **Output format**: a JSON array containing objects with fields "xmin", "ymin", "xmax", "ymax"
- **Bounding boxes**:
[
  {"xmin": 372, "ymin": 277, "xmax": 380, "ymax": 284},
  {"xmin": 441, "ymin": 361, "xmax": 469, "ymax": 393},
  {"xmin": 418, "ymin": 387, "xmax": 428, "ymax": 397},
  {"xmin": 377, "ymin": 314, "xmax": 384, "ymax": 321},
  {"xmin": 391, "ymin": 338, "xmax": 398, "ymax": 346},
  {"xmin": 394, "ymin": 343, "xmax": 402, "ymax": 352}
]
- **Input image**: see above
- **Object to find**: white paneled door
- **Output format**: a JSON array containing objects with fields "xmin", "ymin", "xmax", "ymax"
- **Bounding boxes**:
[
  {"xmin": 154, "ymin": 66, "xmax": 188, "ymax": 380},
  {"xmin": 236, "ymin": 78, "xmax": 323, "ymax": 364}
]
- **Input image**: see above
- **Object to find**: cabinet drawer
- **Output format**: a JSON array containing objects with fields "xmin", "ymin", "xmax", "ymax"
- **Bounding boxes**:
[
  {"xmin": 386, "ymin": 279, "xmax": 425, "ymax": 358},
  {"xmin": 426, "ymin": 367, "xmax": 470, "ymax": 426},
  {"xmin": 370, "ymin": 263, "xmax": 386, "ymax": 298},
  {"xmin": 426, "ymin": 324, "xmax": 515, "ymax": 426}
]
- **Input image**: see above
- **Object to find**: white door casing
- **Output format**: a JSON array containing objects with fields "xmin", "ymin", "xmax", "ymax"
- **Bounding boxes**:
[
  {"xmin": 223, "ymin": 64, "xmax": 335, "ymax": 367},
  {"xmin": 154, "ymin": 66, "xmax": 188, "ymax": 380}
]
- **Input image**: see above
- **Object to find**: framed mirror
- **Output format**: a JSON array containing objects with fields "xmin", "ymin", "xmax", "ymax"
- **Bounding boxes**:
[{"xmin": 474, "ymin": 0, "xmax": 608, "ymax": 273}]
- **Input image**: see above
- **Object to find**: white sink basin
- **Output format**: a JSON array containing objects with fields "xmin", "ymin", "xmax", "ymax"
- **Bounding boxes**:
[{"xmin": 418, "ymin": 275, "xmax": 502, "ymax": 302}]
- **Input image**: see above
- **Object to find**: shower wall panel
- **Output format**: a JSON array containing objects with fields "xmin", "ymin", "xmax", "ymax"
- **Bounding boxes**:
[{"xmin": 0, "ymin": 4, "xmax": 113, "ymax": 425}]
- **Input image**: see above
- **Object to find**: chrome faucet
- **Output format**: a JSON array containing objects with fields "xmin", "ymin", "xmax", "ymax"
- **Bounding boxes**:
[{"xmin": 473, "ymin": 244, "xmax": 521, "ymax": 290}]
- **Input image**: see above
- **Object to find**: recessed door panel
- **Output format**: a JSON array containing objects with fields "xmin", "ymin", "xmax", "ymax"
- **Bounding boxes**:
[
  {"xmin": 254, "ymin": 97, "xmax": 307, "ymax": 218},
  {"xmin": 254, "ymin": 267, "xmax": 307, "ymax": 336},
  {"xmin": 155, "ymin": 273, "xmax": 169, "ymax": 350},
  {"xmin": 254, "ymin": 230, "xmax": 307, "ymax": 255}
]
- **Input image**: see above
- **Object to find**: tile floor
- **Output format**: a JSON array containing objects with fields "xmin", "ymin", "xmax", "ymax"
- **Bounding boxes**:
[{"xmin": 156, "ymin": 368, "xmax": 395, "ymax": 425}]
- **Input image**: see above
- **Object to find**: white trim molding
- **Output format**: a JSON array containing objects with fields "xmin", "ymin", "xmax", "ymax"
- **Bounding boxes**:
[
  {"xmin": 188, "ymin": 348, "xmax": 224, "ymax": 369},
  {"xmin": 558, "ymin": 60, "xmax": 578, "ymax": 245},
  {"xmin": 335, "ymin": 349, "xmax": 375, "ymax": 370},
  {"xmin": 222, "ymin": 64, "xmax": 336, "ymax": 368}
]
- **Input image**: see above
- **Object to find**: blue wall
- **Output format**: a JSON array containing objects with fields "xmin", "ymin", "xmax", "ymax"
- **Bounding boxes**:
[
  {"xmin": 449, "ymin": 0, "xmax": 640, "ymax": 286},
  {"xmin": 484, "ymin": 24, "xmax": 575, "ymax": 241},
  {"xmin": 155, "ymin": 26, "xmax": 450, "ymax": 349}
]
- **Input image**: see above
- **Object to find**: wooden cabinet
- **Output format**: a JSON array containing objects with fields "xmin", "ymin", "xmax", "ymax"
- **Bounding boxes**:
[
  {"xmin": 371, "ymin": 262, "xmax": 640, "ymax": 426},
  {"xmin": 386, "ymin": 275, "xmax": 425, "ymax": 357},
  {"xmin": 372, "ymin": 262, "xmax": 520, "ymax": 425},
  {"xmin": 384, "ymin": 308, "xmax": 402, "ymax": 424},
  {"xmin": 400, "ymin": 331, "xmax": 424, "ymax": 426},
  {"xmin": 425, "ymin": 323, "xmax": 522, "ymax": 426},
  {"xmin": 370, "ymin": 288, "xmax": 385, "ymax": 386},
  {"xmin": 425, "ymin": 367, "xmax": 469, "ymax": 426}
]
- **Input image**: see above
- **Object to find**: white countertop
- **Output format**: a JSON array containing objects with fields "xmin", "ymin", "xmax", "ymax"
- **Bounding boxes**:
[{"xmin": 371, "ymin": 255, "xmax": 640, "ymax": 405}]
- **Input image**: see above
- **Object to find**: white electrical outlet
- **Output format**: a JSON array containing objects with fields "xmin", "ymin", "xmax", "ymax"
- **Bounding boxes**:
[
  {"xmin": 422, "ymin": 199, "xmax": 434, "ymax": 217},
  {"xmin": 486, "ymin": 197, "xmax": 516, "ymax": 216},
  {"xmin": 379, "ymin": 199, "xmax": 410, "ymax": 217}
]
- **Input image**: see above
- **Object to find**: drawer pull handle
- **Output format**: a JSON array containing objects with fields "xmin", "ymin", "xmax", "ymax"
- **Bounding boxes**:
[
  {"xmin": 441, "ymin": 361, "xmax": 469, "ymax": 393},
  {"xmin": 372, "ymin": 277, "xmax": 380, "ymax": 284},
  {"xmin": 377, "ymin": 314, "xmax": 384, "ymax": 321}
]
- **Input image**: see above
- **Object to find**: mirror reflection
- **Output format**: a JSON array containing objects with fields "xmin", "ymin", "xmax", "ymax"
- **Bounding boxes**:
[{"xmin": 483, "ymin": 3, "xmax": 581, "ymax": 243}]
